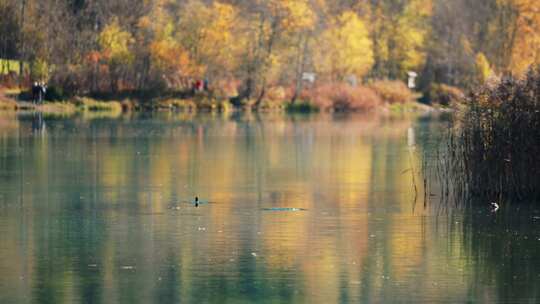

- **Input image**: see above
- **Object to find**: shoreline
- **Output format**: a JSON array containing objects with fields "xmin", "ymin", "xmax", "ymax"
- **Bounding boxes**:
[
  {"xmin": 0, "ymin": 90, "xmax": 443, "ymax": 117},
  {"xmin": 0, "ymin": 96, "xmax": 442, "ymax": 116}
]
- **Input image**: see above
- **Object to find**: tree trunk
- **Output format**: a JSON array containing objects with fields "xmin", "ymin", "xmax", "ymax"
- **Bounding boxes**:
[{"xmin": 18, "ymin": 0, "xmax": 27, "ymax": 80}]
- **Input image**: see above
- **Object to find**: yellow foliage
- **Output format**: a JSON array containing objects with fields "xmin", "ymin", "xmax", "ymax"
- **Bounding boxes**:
[
  {"xmin": 507, "ymin": 0, "xmax": 540, "ymax": 75},
  {"xmin": 269, "ymin": 0, "xmax": 316, "ymax": 31},
  {"xmin": 98, "ymin": 19, "xmax": 134, "ymax": 65},
  {"xmin": 178, "ymin": 1, "xmax": 242, "ymax": 75},
  {"xmin": 475, "ymin": 53, "xmax": 493, "ymax": 83},
  {"xmin": 369, "ymin": 0, "xmax": 431, "ymax": 77},
  {"xmin": 150, "ymin": 39, "xmax": 198, "ymax": 76},
  {"xmin": 314, "ymin": 11, "xmax": 373, "ymax": 80}
]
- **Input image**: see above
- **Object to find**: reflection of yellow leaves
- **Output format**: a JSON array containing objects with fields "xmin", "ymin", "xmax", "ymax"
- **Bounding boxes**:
[
  {"xmin": 303, "ymin": 246, "xmax": 340, "ymax": 304},
  {"xmin": 390, "ymin": 216, "xmax": 424, "ymax": 278},
  {"xmin": 262, "ymin": 211, "xmax": 309, "ymax": 268},
  {"xmin": 100, "ymin": 150, "xmax": 129, "ymax": 203}
]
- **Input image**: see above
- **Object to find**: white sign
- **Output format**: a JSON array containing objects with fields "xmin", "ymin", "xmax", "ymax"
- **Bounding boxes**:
[
  {"xmin": 407, "ymin": 71, "xmax": 418, "ymax": 89},
  {"xmin": 302, "ymin": 72, "xmax": 316, "ymax": 83}
]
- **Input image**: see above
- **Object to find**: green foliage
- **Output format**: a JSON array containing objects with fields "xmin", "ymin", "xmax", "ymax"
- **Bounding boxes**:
[
  {"xmin": 45, "ymin": 86, "xmax": 67, "ymax": 101},
  {"xmin": 286, "ymin": 101, "xmax": 319, "ymax": 113}
]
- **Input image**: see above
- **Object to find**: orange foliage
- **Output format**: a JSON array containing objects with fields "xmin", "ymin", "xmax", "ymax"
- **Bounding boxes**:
[
  {"xmin": 85, "ymin": 51, "xmax": 102, "ymax": 65},
  {"xmin": 369, "ymin": 80, "xmax": 415, "ymax": 104},
  {"xmin": 303, "ymin": 84, "xmax": 382, "ymax": 111},
  {"xmin": 150, "ymin": 40, "xmax": 193, "ymax": 75}
]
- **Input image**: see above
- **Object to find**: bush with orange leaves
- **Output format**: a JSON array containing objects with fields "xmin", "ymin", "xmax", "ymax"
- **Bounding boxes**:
[
  {"xmin": 300, "ymin": 83, "xmax": 382, "ymax": 111},
  {"xmin": 369, "ymin": 80, "xmax": 415, "ymax": 104}
]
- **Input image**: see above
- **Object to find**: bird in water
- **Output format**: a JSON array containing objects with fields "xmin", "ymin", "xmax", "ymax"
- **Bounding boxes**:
[
  {"xmin": 194, "ymin": 196, "xmax": 199, "ymax": 207},
  {"xmin": 490, "ymin": 202, "xmax": 500, "ymax": 213}
]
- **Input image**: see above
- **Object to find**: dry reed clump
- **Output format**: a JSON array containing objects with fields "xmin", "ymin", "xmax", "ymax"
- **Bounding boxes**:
[
  {"xmin": 308, "ymin": 83, "xmax": 382, "ymax": 111},
  {"xmin": 369, "ymin": 80, "xmax": 415, "ymax": 104},
  {"xmin": 431, "ymin": 67, "xmax": 540, "ymax": 205}
]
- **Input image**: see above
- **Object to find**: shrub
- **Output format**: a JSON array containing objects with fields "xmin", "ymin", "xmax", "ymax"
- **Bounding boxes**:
[
  {"xmin": 300, "ymin": 83, "xmax": 382, "ymax": 111},
  {"xmin": 426, "ymin": 83, "xmax": 464, "ymax": 106},
  {"xmin": 45, "ymin": 86, "xmax": 67, "ymax": 101},
  {"xmin": 285, "ymin": 101, "xmax": 319, "ymax": 113},
  {"xmin": 369, "ymin": 80, "xmax": 415, "ymax": 104},
  {"xmin": 257, "ymin": 86, "xmax": 288, "ymax": 110}
]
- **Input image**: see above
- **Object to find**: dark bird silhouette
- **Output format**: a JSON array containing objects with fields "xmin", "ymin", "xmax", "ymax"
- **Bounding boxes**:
[{"xmin": 195, "ymin": 196, "xmax": 199, "ymax": 207}]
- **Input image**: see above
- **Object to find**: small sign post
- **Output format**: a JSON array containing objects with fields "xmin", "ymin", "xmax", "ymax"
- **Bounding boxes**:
[{"xmin": 407, "ymin": 71, "xmax": 418, "ymax": 89}]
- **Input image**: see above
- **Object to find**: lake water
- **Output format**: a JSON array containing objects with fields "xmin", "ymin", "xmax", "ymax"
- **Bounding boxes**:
[{"xmin": 0, "ymin": 111, "xmax": 539, "ymax": 303}]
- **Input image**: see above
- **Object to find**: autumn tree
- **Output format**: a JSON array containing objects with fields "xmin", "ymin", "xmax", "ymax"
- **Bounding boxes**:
[
  {"xmin": 176, "ymin": 1, "xmax": 241, "ymax": 81},
  {"xmin": 367, "ymin": 0, "xmax": 432, "ymax": 80},
  {"xmin": 98, "ymin": 18, "xmax": 134, "ymax": 92},
  {"xmin": 3, "ymin": 0, "xmax": 540, "ymax": 99},
  {"xmin": 0, "ymin": 1, "xmax": 20, "ymax": 65},
  {"xmin": 314, "ymin": 11, "xmax": 373, "ymax": 81},
  {"xmin": 232, "ymin": 0, "xmax": 317, "ymax": 104},
  {"xmin": 497, "ymin": 0, "xmax": 540, "ymax": 75}
]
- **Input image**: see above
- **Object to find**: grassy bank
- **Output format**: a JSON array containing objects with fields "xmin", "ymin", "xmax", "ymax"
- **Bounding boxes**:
[
  {"xmin": 427, "ymin": 68, "xmax": 540, "ymax": 206},
  {"xmin": 1, "ymin": 80, "xmax": 435, "ymax": 115}
]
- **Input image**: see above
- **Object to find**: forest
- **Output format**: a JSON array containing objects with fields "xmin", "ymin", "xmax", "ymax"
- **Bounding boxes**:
[{"xmin": 0, "ymin": 0, "xmax": 539, "ymax": 104}]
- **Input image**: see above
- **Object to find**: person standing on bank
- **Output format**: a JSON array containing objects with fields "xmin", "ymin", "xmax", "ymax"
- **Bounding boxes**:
[{"xmin": 38, "ymin": 82, "xmax": 47, "ymax": 104}]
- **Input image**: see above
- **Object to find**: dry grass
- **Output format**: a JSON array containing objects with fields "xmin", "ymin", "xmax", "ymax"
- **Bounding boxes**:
[{"xmin": 74, "ymin": 97, "xmax": 123, "ymax": 114}]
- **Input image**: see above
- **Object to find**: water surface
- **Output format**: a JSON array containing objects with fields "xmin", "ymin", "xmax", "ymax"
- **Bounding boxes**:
[{"xmin": 0, "ymin": 112, "xmax": 538, "ymax": 303}]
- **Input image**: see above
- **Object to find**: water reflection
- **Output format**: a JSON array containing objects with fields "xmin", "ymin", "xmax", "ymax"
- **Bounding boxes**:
[
  {"xmin": 0, "ymin": 112, "xmax": 537, "ymax": 303},
  {"xmin": 463, "ymin": 209, "xmax": 540, "ymax": 303}
]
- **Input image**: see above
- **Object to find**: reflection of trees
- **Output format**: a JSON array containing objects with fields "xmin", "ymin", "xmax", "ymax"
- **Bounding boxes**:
[
  {"xmin": 0, "ymin": 113, "xmax": 487, "ymax": 303},
  {"xmin": 464, "ymin": 210, "xmax": 540, "ymax": 303}
]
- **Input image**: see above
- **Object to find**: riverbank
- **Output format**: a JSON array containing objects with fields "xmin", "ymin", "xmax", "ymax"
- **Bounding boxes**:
[
  {"xmin": 0, "ymin": 96, "xmax": 437, "ymax": 116},
  {"xmin": 0, "ymin": 85, "xmax": 441, "ymax": 116}
]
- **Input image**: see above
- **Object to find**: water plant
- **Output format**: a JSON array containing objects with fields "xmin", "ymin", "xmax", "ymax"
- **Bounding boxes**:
[{"xmin": 426, "ymin": 67, "xmax": 540, "ymax": 206}]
